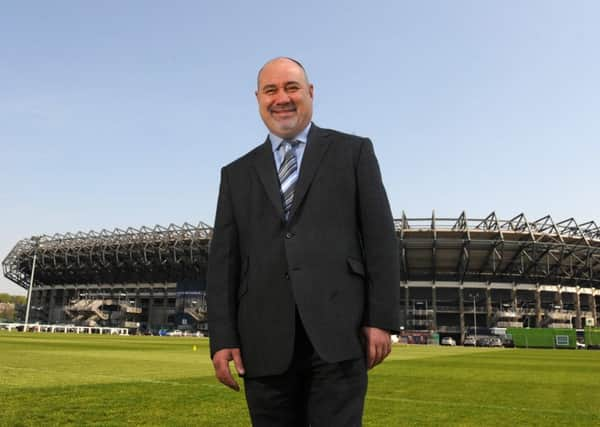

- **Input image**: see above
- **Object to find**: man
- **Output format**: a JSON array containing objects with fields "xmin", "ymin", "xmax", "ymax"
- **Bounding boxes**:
[{"xmin": 207, "ymin": 57, "xmax": 400, "ymax": 426}]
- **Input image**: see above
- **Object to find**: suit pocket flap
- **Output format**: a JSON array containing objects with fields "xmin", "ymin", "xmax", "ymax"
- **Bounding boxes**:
[{"xmin": 347, "ymin": 257, "xmax": 365, "ymax": 277}]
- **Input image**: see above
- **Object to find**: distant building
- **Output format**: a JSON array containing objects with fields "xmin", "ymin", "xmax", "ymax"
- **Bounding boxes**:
[
  {"xmin": 2, "ymin": 223, "xmax": 210, "ymax": 333},
  {"xmin": 3, "ymin": 212, "xmax": 600, "ymax": 342},
  {"xmin": 0, "ymin": 302, "xmax": 16, "ymax": 320}
]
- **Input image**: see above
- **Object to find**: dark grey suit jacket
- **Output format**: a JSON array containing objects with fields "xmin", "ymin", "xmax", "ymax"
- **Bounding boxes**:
[{"xmin": 207, "ymin": 124, "xmax": 400, "ymax": 378}]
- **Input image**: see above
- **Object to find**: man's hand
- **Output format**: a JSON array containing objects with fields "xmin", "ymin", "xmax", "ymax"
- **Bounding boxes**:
[
  {"xmin": 212, "ymin": 348, "xmax": 245, "ymax": 391},
  {"xmin": 361, "ymin": 326, "xmax": 392, "ymax": 370}
]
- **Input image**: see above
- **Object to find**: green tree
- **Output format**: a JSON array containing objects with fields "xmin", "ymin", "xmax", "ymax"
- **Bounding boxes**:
[
  {"xmin": 12, "ymin": 295, "xmax": 26, "ymax": 305},
  {"xmin": 0, "ymin": 293, "xmax": 26, "ymax": 304}
]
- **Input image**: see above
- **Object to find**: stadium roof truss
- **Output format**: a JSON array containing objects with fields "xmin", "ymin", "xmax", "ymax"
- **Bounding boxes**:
[
  {"xmin": 2, "ymin": 222, "xmax": 213, "ymax": 290},
  {"xmin": 395, "ymin": 211, "xmax": 600, "ymax": 287},
  {"xmin": 3, "ymin": 212, "xmax": 600, "ymax": 291}
]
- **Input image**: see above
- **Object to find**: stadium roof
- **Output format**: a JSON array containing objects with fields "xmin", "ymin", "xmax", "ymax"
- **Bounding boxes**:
[
  {"xmin": 396, "ymin": 211, "xmax": 600, "ymax": 287},
  {"xmin": 3, "ymin": 212, "xmax": 600, "ymax": 290},
  {"xmin": 2, "ymin": 222, "xmax": 212, "ymax": 289}
]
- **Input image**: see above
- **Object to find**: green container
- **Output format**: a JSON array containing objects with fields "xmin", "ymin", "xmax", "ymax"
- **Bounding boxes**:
[
  {"xmin": 584, "ymin": 328, "xmax": 600, "ymax": 347},
  {"xmin": 507, "ymin": 328, "xmax": 576, "ymax": 349}
]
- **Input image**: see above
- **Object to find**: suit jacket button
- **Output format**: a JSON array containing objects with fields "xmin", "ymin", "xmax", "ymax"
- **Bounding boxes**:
[
  {"xmin": 284, "ymin": 272, "xmax": 290, "ymax": 280},
  {"xmin": 285, "ymin": 232, "xmax": 294, "ymax": 239}
]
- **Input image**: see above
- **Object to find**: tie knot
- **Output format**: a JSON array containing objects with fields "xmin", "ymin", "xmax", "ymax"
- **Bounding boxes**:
[{"xmin": 280, "ymin": 139, "xmax": 298, "ymax": 153}]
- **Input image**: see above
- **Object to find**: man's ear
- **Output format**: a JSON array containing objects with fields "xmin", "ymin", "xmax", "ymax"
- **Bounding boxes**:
[{"xmin": 309, "ymin": 84, "xmax": 314, "ymax": 99}]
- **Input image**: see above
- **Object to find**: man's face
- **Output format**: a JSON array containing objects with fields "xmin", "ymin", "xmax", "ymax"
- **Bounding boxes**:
[{"xmin": 256, "ymin": 59, "xmax": 314, "ymax": 139}]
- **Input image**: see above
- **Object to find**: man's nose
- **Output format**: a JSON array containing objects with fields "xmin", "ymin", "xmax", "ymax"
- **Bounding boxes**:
[{"xmin": 273, "ymin": 91, "xmax": 292, "ymax": 105}]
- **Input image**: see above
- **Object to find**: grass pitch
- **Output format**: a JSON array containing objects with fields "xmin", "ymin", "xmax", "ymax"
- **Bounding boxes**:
[{"xmin": 1, "ymin": 332, "xmax": 599, "ymax": 426}]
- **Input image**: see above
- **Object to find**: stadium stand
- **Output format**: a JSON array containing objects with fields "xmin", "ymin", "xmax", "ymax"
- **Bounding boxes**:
[{"xmin": 3, "ymin": 212, "xmax": 600, "ymax": 341}]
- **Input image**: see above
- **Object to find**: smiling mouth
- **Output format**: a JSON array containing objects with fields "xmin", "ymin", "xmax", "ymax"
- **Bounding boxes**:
[
  {"xmin": 272, "ymin": 107, "xmax": 295, "ymax": 113},
  {"xmin": 271, "ymin": 109, "xmax": 296, "ymax": 119},
  {"xmin": 270, "ymin": 102, "xmax": 296, "ymax": 115}
]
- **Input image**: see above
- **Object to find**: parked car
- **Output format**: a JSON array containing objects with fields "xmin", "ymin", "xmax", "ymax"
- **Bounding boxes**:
[
  {"xmin": 487, "ymin": 337, "xmax": 503, "ymax": 347},
  {"xmin": 477, "ymin": 337, "xmax": 491, "ymax": 347},
  {"xmin": 463, "ymin": 336, "xmax": 476, "ymax": 346},
  {"xmin": 441, "ymin": 337, "xmax": 456, "ymax": 346}
]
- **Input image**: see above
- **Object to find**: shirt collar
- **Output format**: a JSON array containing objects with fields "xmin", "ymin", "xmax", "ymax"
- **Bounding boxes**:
[{"xmin": 270, "ymin": 122, "xmax": 312, "ymax": 153}]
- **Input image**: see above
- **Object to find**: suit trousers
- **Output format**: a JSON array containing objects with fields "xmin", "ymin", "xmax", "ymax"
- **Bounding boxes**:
[{"xmin": 243, "ymin": 311, "xmax": 367, "ymax": 427}]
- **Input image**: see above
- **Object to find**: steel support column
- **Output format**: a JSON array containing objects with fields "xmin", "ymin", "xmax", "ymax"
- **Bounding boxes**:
[
  {"xmin": 404, "ymin": 286, "xmax": 409, "ymax": 330},
  {"xmin": 535, "ymin": 285, "xmax": 542, "ymax": 327},
  {"xmin": 432, "ymin": 285, "xmax": 437, "ymax": 331},
  {"xmin": 459, "ymin": 287, "xmax": 465, "ymax": 343},
  {"xmin": 486, "ymin": 287, "xmax": 492, "ymax": 328},
  {"xmin": 591, "ymin": 290, "xmax": 598, "ymax": 326},
  {"xmin": 575, "ymin": 288, "xmax": 582, "ymax": 329}
]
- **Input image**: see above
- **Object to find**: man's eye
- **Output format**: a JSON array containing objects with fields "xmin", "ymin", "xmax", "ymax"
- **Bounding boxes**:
[
  {"xmin": 264, "ymin": 89, "xmax": 276, "ymax": 95},
  {"xmin": 286, "ymin": 86, "xmax": 299, "ymax": 92}
]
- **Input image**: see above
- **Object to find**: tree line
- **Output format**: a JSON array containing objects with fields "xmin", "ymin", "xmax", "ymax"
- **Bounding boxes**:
[{"xmin": 0, "ymin": 293, "xmax": 27, "ymax": 305}]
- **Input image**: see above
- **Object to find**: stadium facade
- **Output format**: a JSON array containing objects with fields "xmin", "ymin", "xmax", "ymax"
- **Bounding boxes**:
[
  {"xmin": 2, "ymin": 223, "xmax": 211, "ymax": 333},
  {"xmin": 3, "ymin": 212, "xmax": 600, "ymax": 342}
]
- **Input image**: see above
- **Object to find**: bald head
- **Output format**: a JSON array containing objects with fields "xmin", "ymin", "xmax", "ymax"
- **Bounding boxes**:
[{"xmin": 257, "ymin": 57, "xmax": 310, "ymax": 89}]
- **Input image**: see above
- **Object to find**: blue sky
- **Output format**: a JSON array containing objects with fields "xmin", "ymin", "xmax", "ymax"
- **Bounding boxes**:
[{"xmin": 2, "ymin": 1, "xmax": 599, "ymax": 294}]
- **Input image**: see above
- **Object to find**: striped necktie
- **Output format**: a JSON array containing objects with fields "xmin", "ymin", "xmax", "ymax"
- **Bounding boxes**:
[{"xmin": 278, "ymin": 140, "xmax": 299, "ymax": 219}]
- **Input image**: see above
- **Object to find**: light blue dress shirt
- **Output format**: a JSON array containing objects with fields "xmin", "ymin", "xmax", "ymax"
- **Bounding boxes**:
[{"xmin": 269, "ymin": 122, "xmax": 312, "ymax": 172}]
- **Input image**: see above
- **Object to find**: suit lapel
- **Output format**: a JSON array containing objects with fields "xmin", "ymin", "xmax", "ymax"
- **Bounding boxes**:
[
  {"xmin": 253, "ymin": 139, "xmax": 285, "ymax": 220},
  {"xmin": 289, "ymin": 125, "xmax": 331, "ymax": 220}
]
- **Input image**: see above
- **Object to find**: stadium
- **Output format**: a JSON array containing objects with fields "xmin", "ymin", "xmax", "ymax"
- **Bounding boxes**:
[
  {"xmin": 3, "ymin": 211, "xmax": 600, "ymax": 343},
  {"xmin": 2, "ymin": 222, "xmax": 212, "ymax": 334}
]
